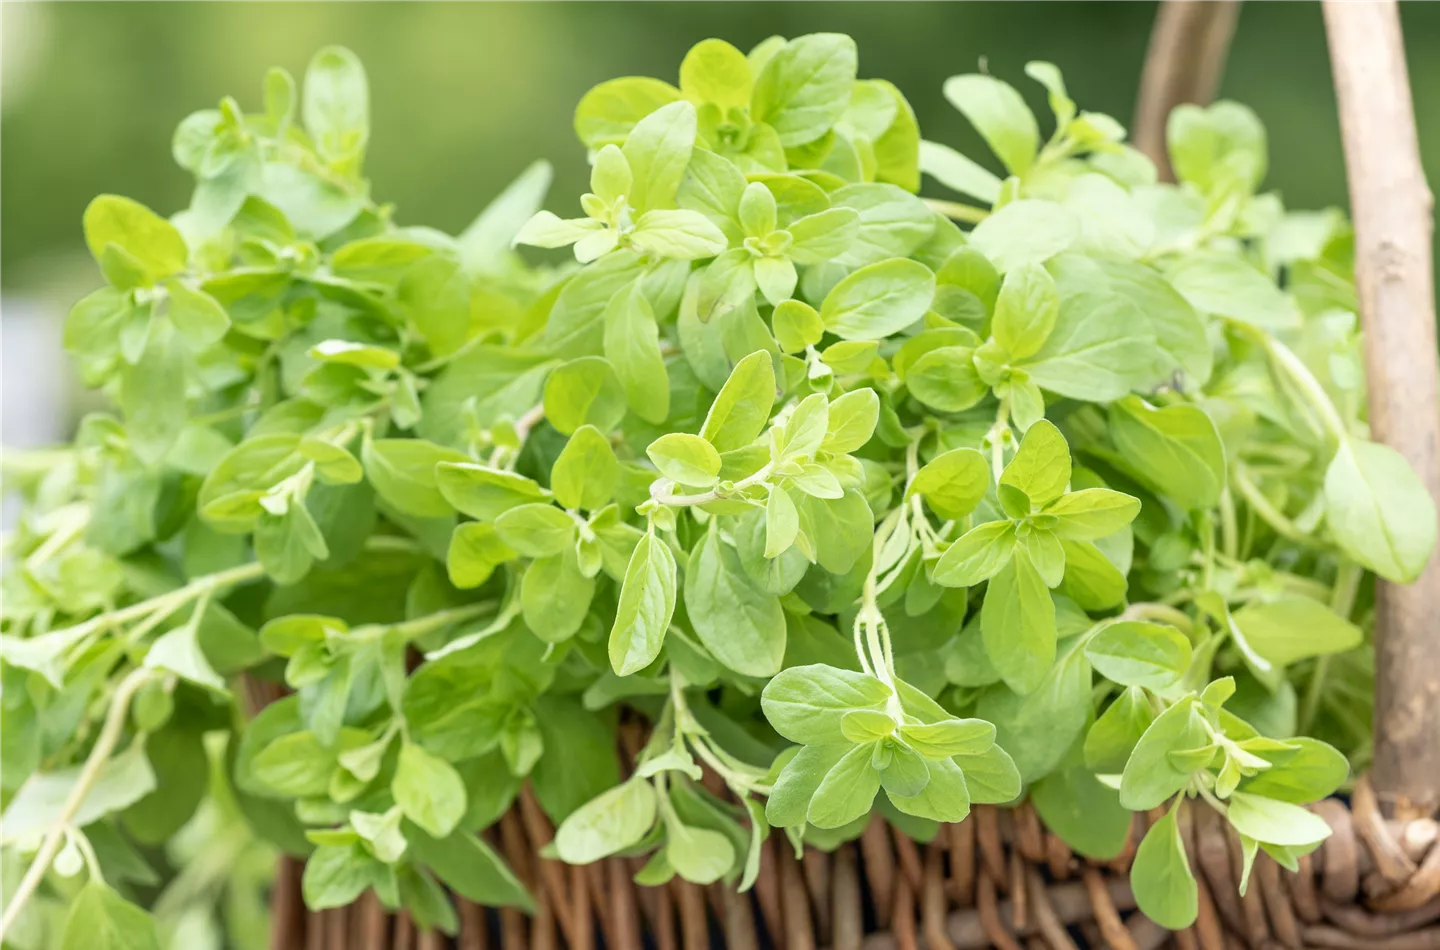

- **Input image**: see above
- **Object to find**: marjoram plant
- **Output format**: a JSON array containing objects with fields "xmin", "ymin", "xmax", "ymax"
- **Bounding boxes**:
[{"xmin": 2, "ymin": 34, "xmax": 1435, "ymax": 947}]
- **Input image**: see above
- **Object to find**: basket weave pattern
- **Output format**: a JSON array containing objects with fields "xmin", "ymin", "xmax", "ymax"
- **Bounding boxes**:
[{"xmin": 271, "ymin": 771, "xmax": 1440, "ymax": 950}]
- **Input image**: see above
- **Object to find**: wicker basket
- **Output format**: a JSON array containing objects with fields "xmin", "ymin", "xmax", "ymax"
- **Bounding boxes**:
[{"xmin": 266, "ymin": 2, "xmax": 1440, "ymax": 947}]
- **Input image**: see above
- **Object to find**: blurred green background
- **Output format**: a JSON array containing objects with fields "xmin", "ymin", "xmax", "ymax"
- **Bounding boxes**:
[{"xmin": 1, "ymin": 1, "xmax": 1436, "ymax": 344}]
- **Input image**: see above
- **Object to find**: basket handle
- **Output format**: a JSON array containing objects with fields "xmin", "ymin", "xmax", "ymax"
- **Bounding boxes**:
[
  {"xmin": 1324, "ymin": 0, "xmax": 1440, "ymax": 821},
  {"xmin": 1131, "ymin": 0, "xmax": 1241, "ymax": 180}
]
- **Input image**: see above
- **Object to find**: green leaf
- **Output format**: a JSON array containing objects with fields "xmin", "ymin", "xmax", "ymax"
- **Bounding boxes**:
[
  {"xmin": 664, "ymin": 816, "xmax": 737, "ymax": 884},
  {"xmin": 766, "ymin": 743, "xmax": 844, "ymax": 827},
  {"xmin": 1238, "ymin": 738, "xmax": 1348, "ymax": 804},
  {"xmin": 820, "ymin": 258, "xmax": 935, "ymax": 341},
  {"xmin": 552, "ymin": 425, "xmax": 618, "ymax": 511},
  {"xmin": 60, "ymin": 881, "xmax": 160, "ymax": 950},
  {"xmin": 992, "ymin": 262, "xmax": 1058, "ymax": 360},
  {"xmin": 1017, "ymin": 286, "xmax": 1154, "ymax": 401},
  {"xmin": 1131, "ymin": 811, "xmax": 1198, "ymax": 930},
  {"xmin": 648, "ymin": 433, "xmax": 723, "ymax": 488},
  {"xmin": 1085, "ymin": 621, "xmax": 1192, "ymax": 690},
  {"xmin": 941, "ymin": 74, "xmax": 1039, "ymax": 175},
  {"xmin": 1324, "ymin": 437, "xmax": 1437, "ymax": 584},
  {"xmin": 1229, "ymin": 597, "xmax": 1362, "ymax": 668},
  {"xmin": 522, "ymin": 547, "xmax": 595, "ymax": 642},
  {"xmin": 2, "ymin": 742, "xmax": 156, "ymax": 844},
  {"xmin": 493, "ymin": 503, "xmax": 576, "ymax": 558},
  {"xmin": 435, "ymin": 464, "xmax": 550, "ymax": 523},
  {"xmin": 575, "ymin": 77, "xmax": 682, "ymax": 148},
  {"xmin": 686, "ymin": 527, "xmax": 786, "ymax": 677},
  {"xmin": 918, "ymin": 140, "xmax": 1002, "ymax": 203},
  {"xmin": 554, "ymin": 777, "xmax": 657, "ymax": 864},
  {"xmin": 394, "ymin": 742, "xmax": 466, "ymax": 840},
  {"xmin": 980, "ymin": 547, "xmax": 1056, "ymax": 695},
  {"xmin": 1109, "ymin": 397, "xmax": 1226, "ymax": 511},
  {"xmin": 808, "ymin": 743, "xmax": 881, "ymax": 829},
  {"xmin": 1119, "ymin": 697, "xmax": 1208, "ymax": 811},
  {"xmin": 1168, "ymin": 254, "xmax": 1298, "ymax": 330},
  {"xmin": 680, "ymin": 38, "xmax": 752, "ymax": 109},
  {"xmin": 751, "ymin": 34, "xmax": 858, "ymax": 147},
  {"xmin": 765, "ymin": 487, "xmax": 800, "ymax": 557},
  {"xmin": 933, "ymin": 521, "xmax": 1016, "ymax": 588},
  {"xmin": 1001, "ymin": 419, "xmax": 1070, "ymax": 507},
  {"xmin": 886, "ymin": 755, "xmax": 972, "ymax": 823},
  {"xmin": 909, "ymin": 449, "xmax": 991, "ymax": 521},
  {"xmin": 831, "ymin": 183, "xmax": 935, "ymax": 267},
  {"xmin": 954, "ymin": 744, "xmax": 1022, "ymax": 805},
  {"xmin": 609, "ymin": 532, "xmax": 678, "ymax": 675},
  {"xmin": 1031, "ymin": 763, "xmax": 1131, "ymax": 860},
  {"xmin": 877, "ymin": 740, "xmax": 932, "ymax": 798},
  {"xmin": 773, "ymin": 393, "xmax": 829, "ymax": 459},
  {"xmin": 165, "ymin": 279, "xmax": 230, "ymax": 346},
  {"xmin": 906, "ymin": 347, "xmax": 987, "ymax": 413},
  {"xmin": 631, "ymin": 209, "xmax": 728, "ymax": 260},
  {"xmin": 1085, "ymin": 686, "xmax": 1155, "ymax": 773},
  {"xmin": 83, "ymin": 195, "xmax": 188, "ymax": 285},
  {"xmin": 362, "ymin": 438, "xmax": 468, "ymax": 519},
  {"xmin": 822, "ymin": 388, "xmax": 880, "ymax": 454},
  {"xmin": 1168, "ymin": 100, "xmax": 1267, "ymax": 195},
  {"xmin": 304, "ymin": 46, "xmax": 370, "ymax": 169},
  {"xmin": 622, "ymin": 100, "xmax": 696, "ymax": 213},
  {"xmin": 409, "ymin": 825, "xmax": 534, "ymax": 911},
  {"xmin": 771, "ymin": 299, "xmax": 824, "ymax": 354},
  {"xmin": 898, "ymin": 719, "xmax": 995, "ymax": 759},
  {"xmin": 1058, "ymin": 539, "xmax": 1129, "ymax": 611},
  {"xmin": 762, "ymin": 664, "xmax": 892, "ymax": 745},
  {"xmin": 543, "ymin": 357, "xmax": 628, "ymax": 436},
  {"xmin": 302, "ymin": 843, "xmax": 386, "ymax": 911},
  {"xmin": 968, "ymin": 200, "xmax": 1076, "ymax": 274},
  {"xmin": 120, "ymin": 323, "xmax": 188, "ymax": 464},
  {"xmin": 603, "ymin": 284, "xmax": 671, "ymax": 424},
  {"xmin": 1226, "ymin": 791, "xmax": 1332, "ymax": 848},
  {"xmin": 1045, "ymin": 489, "xmax": 1140, "ymax": 541}
]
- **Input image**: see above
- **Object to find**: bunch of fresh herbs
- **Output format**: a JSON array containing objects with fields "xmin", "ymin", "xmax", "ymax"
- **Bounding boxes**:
[{"xmin": 2, "ymin": 35, "xmax": 1435, "ymax": 945}]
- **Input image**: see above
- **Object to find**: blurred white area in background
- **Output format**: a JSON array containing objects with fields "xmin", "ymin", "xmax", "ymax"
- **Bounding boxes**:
[
  {"xmin": 1, "ymin": 2, "xmax": 50, "ymax": 111},
  {"xmin": 1, "ymin": 299, "xmax": 71, "ymax": 450}
]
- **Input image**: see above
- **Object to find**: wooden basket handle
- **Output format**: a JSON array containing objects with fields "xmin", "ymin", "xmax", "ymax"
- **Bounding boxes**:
[
  {"xmin": 1324, "ymin": 0, "xmax": 1440, "ymax": 821},
  {"xmin": 1137, "ymin": 0, "xmax": 1440, "ymax": 819}
]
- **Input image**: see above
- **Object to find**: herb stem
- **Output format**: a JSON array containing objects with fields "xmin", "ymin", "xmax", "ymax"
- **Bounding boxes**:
[
  {"xmin": 1120, "ymin": 602, "xmax": 1195, "ymax": 635},
  {"xmin": 0, "ymin": 666, "xmax": 157, "ymax": 939},
  {"xmin": 650, "ymin": 464, "xmax": 775, "ymax": 508},
  {"xmin": 1231, "ymin": 467, "xmax": 1313, "ymax": 546},
  {"xmin": 922, "ymin": 198, "xmax": 990, "ymax": 225},
  {"xmin": 1299, "ymin": 562, "xmax": 1363, "ymax": 734}
]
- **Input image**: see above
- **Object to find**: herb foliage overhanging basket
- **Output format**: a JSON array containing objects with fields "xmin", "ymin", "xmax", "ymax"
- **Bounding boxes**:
[{"xmin": 2, "ymin": 2, "xmax": 1438, "ymax": 950}]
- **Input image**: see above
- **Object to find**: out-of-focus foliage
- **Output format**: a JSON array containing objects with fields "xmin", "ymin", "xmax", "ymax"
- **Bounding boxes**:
[{"xmin": 4, "ymin": 1, "xmax": 1440, "ymax": 292}]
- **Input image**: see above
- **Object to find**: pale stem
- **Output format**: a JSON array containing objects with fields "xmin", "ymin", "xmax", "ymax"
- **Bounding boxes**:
[
  {"xmin": 922, "ymin": 198, "xmax": 990, "ymax": 225},
  {"xmin": 649, "ymin": 463, "xmax": 775, "ymax": 508},
  {"xmin": 1231, "ymin": 466, "xmax": 1315, "ymax": 547},
  {"xmin": 0, "ymin": 666, "xmax": 157, "ymax": 938},
  {"xmin": 1299, "ymin": 561, "xmax": 1364, "ymax": 734}
]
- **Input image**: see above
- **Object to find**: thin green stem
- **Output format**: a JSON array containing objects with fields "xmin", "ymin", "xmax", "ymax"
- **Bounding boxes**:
[
  {"xmin": 1299, "ymin": 562, "xmax": 1364, "ymax": 734},
  {"xmin": 923, "ymin": 198, "xmax": 990, "ymax": 225},
  {"xmin": 650, "ymin": 463, "xmax": 775, "ymax": 508},
  {"xmin": 1231, "ymin": 467, "xmax": 1315, "ymax": 547},
  {"xmin": 0, "ymin": 667, "xmax": 157, "ymax": 939}
]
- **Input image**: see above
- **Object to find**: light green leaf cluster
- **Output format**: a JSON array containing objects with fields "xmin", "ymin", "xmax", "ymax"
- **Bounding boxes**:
[{"xmin": 1, "ymin": 34, "xmax": 1432, "ymax": 942}]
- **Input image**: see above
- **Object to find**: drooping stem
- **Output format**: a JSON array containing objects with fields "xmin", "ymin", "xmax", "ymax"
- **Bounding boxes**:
[
  {"xmin": 0, "ymin": 666, "xmax": 157, "ymax": 939},
  {"xmin": 1230, "ymin": 466, "xmax": 1315, "ymax": 547},
  {"xmin": 1299, "ymin": 562, "xmax": 1364, "ymax": 734},
  {"xmin": 922, "ymin": 198, "xmax": 989, "ymax": 225}
]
